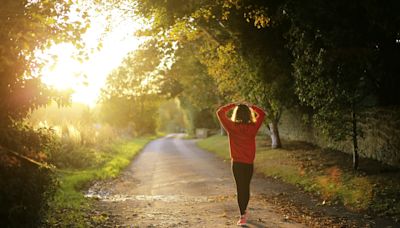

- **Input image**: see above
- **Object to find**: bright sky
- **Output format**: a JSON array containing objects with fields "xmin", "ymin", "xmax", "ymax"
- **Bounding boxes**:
[{"xmin": 40, "ymin": 1, "xmax": 147, "ymax": 107}]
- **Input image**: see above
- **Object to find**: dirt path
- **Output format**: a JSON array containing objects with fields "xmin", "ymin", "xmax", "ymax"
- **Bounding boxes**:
[
  {"xmin": 86, "ymin": 134, "xmax": 305, "ymax": 227},
  {"xmin": 86, "ymin": 134, "xmax": 395, "ymax": 227}
]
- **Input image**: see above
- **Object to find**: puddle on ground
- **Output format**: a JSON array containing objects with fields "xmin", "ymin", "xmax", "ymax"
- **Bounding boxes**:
[{"xmin": 85, "ymin": 192, "xmax": 234, "ymax": 203}]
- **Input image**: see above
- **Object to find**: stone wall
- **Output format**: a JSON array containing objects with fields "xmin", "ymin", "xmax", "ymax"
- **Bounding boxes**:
[{"xmin": 278, "ymin": 107, "xmax": 400, "ymax": 167}]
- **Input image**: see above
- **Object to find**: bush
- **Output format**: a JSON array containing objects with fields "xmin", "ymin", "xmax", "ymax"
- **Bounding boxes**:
[
  {"xmin": 0, "ymin": 123, "xmax": 57, "ymax": 227},
  {"xmin": 49, "ymin": 142, "xmax": 105, "ymax": 169},
  {"xmin": 0, "ymin": 161, "xmax": 56, "ymax": 227},
  {"xmin": 47, "ymin": 123, "xmax": 119, "ymax": 169}
]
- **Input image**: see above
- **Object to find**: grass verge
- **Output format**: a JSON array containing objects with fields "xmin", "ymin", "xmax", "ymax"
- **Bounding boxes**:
[
  {"xmin": 44, "ymin": 137, "xmax": 153, "ymax": 227},
  {"xmin": 197, "ymin": 134, "xmax": 400, "ymax": 222}
]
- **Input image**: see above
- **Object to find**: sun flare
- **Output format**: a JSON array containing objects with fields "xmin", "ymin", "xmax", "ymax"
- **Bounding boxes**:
[{"xmin": 40, "ymin": 3, "xmax": 147, "ymax": 107}]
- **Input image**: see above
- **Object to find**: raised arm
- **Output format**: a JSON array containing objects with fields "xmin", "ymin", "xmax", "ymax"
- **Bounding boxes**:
[
  {"xmin": 216, "ymin": 103, "xmax": 236, "ymax": 131},
  {"xmin": 250, "ymin": 104, "xmax": 266, "ymax": 129}
]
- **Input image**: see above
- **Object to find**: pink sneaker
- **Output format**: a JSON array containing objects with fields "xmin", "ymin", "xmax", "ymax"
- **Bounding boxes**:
[{"xmin": 237, "ymin": 215, "xmax": 247, "ymax": 226}]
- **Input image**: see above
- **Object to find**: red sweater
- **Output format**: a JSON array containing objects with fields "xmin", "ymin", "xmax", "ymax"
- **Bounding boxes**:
[{"xmin": 216, "ymin": 103, "xmax": 266, "ymax": 164}]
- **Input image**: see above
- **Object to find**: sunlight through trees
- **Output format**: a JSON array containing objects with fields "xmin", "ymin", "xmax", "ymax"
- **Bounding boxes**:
[{"xmin": 1, "ymin": 0, "xmax": 400, "ymax": 226}]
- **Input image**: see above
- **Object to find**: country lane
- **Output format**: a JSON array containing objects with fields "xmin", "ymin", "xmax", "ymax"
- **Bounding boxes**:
[{"xmin": 86, "ymin": 134, "xmax": 307, "ymax": 227}]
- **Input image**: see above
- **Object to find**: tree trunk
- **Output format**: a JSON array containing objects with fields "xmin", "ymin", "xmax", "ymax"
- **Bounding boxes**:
[
  {"xmin": 269, "ymin": 120, "xmax": 282, "ymax": 149},
  {"xmin": 352, "ymin": 110, "xmax": 359, "ymax": 170}
]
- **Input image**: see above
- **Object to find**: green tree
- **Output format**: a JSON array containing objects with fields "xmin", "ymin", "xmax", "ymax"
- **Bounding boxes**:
[
  {"xmin": 159, "ymin": 42, "xmax": 221, "ymax": 135},
  {"xmin": 157, "ymin": 99, "xmax": 187, "ymax": 133},
  {"xmin": 285, "ymin": 0, "xmax": 400, "ymax": 169},
  {"xmin": 134, "ymin": 0, "xmax": 298, "ymax": 147},
  {"xmin": 0, "ymin": 0, "xmax": 89, "ymax": 225},
  {"xmin": 100, "ymin": 43, "xmax": 163, "ymax": 135},
  {"xmin": 0, "ymin": 0, "xmax": 88, "ymax": 124}
]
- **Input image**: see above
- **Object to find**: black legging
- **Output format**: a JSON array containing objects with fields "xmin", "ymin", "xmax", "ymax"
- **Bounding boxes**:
[{"xmin": 232, "ymin": 162, "xmax": 254, "ymax": 215}]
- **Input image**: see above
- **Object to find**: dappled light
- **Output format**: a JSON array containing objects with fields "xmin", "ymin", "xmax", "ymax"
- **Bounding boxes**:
[{"xmin": 1, "ymin": 0, "xmax": 400, "ymax": 227}]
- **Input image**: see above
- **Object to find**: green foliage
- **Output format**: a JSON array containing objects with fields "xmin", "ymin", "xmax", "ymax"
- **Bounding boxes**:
[
  {"xmin": 157, "ymin": 99, "xmax": 187, "ymax": 133},
  {"xmin": 30, "ymin": 102, "xmax": 94, "ymax": 127},
  {"xmin": 44, "ymin": 138, "xmax": 152, "ymax": 227},
  {"xmin": 0, "ymin": 0, "xmax": 88, "ymax": 124},
  {"xmin": 28, "ymin": 101, "xmax": 152, "ymax": 226},
  {"xmin": 44, "ymin": 170, "xmax": 93, "ymax": 227},
  {"xmin": 0, "ymin": 163, "xmax": 56, "ymax": 227},
  {"xmin": 100, "ymin": 43, "xmax": 163, "ymax": 135},
  {"xmin": 178, "ymin": 100, "xmax": 197, "ymax": 135},
  {"xmin": 0, "ymin": 123, "xmax": 57, "ymax": 227},
  {"xmin": 286, "ymin": 0, "xmax": 400, "ymax": 105},
  {"xmin": 51, "ymin": 143, "xmax": 106, "ymax": 170},
  {"xmin": 100, "ymin": 95, "xmax": 159, "ymax": 135},
  {"xmin": 0, "ymin": 121, "xmax": 54, "ymax": 158},
  {"xmin": 157, "ymin": 42, "xmax": 220, "ymax": 133},
  {"xmin": 135, "ymin": 0, "xmax": 400, "ymax": 154},
  {"xmin": 287, "ymin": 13, "xmax": 371, "ymax": 142},
  {"xmin": 197, "ymin": 40, "xmax": 245, "ymax": 100},
  {"xmin": 29, "ymin": 103, "xmax": 122, "ymax": 168},
  {"xmin": 134, "ymin": 0, "xmax": 297, "ymax": 149},
  {"xmin": 135, "ymin": 0, "xmax": 272, "ymax": 31},
  {"xmin": 99, "ymin": 97, "xmax": 135, "ymax": 128},
  {"xmin": 0, "ymin": 1, "xmax": 89, "ymax": 225},
  {"xmin": 161, "ymin": 42, "xmax": 220, "ymax": 110},
  {"xmin": 282, "ymin": 0, "xmax": 400, "ymax": 168},
  {"xmin": 286, "ymin": 0, "xmax": 400, "ymax": 116}
]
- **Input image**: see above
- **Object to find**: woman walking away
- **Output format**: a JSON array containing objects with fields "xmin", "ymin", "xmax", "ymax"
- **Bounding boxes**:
[{"xmin": 216, "ymin": 102, "xmax": 266, "ymax": 226}]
